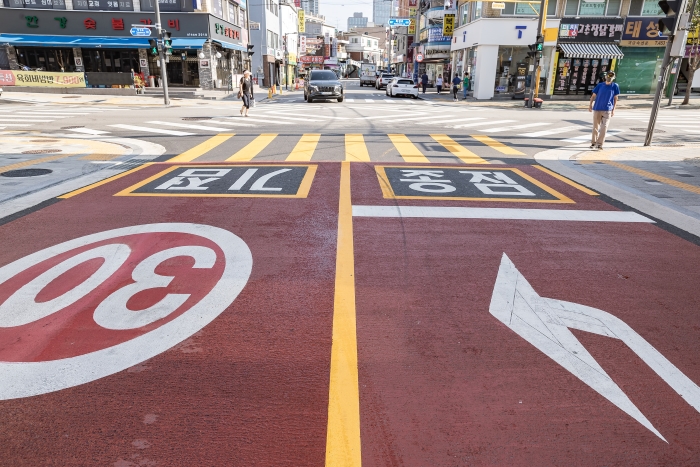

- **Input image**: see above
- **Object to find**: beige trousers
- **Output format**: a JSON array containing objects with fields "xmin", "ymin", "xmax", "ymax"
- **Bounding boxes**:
[{"xmin": 591, "ymin": 110, "xmax": 612, "ymax": 147}]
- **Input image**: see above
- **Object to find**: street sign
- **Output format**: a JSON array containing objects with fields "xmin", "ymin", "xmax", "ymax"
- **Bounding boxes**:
[
  {"xmin": 388, "ymin": 18, "xmax": 411, "ymax": 27},
  {"xmin": 130, "ymin": 27, "xmax": 152, "ymax": 37},
  {"xmin": 416, "ymin": 53, "xmax": 424, "ymax": 62}
]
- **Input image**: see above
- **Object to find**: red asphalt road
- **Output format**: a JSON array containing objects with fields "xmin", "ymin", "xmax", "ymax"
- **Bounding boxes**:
[{"xmin": 0, "ymin": 162, "xmax": 699, "ymax": 466}]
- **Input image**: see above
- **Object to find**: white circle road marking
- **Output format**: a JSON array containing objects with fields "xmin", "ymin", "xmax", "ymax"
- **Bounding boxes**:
[{"xmin": 0, "ymin": 223, "xmax": 252, "ymax": 400}]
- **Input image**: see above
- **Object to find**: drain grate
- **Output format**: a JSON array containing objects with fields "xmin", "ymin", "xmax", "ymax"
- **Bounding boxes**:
[
  {"xmin": 182, "ymin": 117, "xmax": 212, "ymax": 121},
  {"xmin": 21, "ymin": 149, "xmax": 62, "ymax": 154},
  {"xmin": 1, "ymin": 168, "xmax": 53, "ymax": 177},
  {"xmin": 630, "ymin": 128, "xmax": 665, "ymax": 133}
]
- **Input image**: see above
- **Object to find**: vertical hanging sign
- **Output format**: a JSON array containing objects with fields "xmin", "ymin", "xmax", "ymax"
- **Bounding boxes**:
[
  {"xmin": 298, "ymin": 10, "xmax": 305, "ymax": 33},
  {"xmin": 443, "ymin": 13, "xmax": 455, "ymax": 36}
]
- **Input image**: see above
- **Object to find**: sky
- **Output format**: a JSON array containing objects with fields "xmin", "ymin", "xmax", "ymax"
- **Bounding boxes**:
[{"xmin": 319, "ymin": 0, "xmax": 374, "ymax": 32}]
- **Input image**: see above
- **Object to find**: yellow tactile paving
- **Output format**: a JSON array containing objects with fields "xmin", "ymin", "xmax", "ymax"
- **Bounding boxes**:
[{"xmin": 388, "ymin": 134, "xmax": 430, "ymax": 163}]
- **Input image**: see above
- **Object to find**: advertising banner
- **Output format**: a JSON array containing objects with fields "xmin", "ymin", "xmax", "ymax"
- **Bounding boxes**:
[
  {"xmin": 408, "ymin": 18, "xmax": 416, "ymax": 35},
  {"xmin": 298, "ymin": 10, "xmax": 305, "ymax": 33},
  {"xmin": 0, "ymin": 71, "xmax": 86, "ymax": 87},
  {"xmin": 620, "ymin": 17, "xmax": 667, "ymax": 46}
]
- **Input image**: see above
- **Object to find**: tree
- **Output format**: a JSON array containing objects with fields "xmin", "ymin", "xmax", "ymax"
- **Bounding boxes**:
[{"xmin": 682, "ymin": 0, "xmax": 700, "ymax": 105}]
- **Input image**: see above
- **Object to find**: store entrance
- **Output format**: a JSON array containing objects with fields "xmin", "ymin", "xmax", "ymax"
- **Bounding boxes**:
[
  {"xmin": 149, "ymin": 51, "xmax": 200, "ymax": 87},
  {"xmin": 15, "ymin": 47, "xmax": 76, "ymax": 72},
  {"xmin": 554, "ymin": 57, "xmax": 611, "ymax": 95}
]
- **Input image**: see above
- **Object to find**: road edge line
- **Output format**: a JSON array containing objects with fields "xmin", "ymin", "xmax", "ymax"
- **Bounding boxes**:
[{"xmin": 325, "ymin": 161, "xmax": 362, "ymax": 467}]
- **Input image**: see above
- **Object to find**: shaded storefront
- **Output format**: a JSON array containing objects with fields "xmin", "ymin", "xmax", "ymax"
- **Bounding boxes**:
[
  {"xmin": 616, "ymin": 16, "xmax": 667, "ymax": 94},
  {"xmin": 0, "ymin": 9, "xmax": 246, "ymax": 89},
  {"xmin": 553, "ymin": 17, "xmax": 624, "ymax": 96}
]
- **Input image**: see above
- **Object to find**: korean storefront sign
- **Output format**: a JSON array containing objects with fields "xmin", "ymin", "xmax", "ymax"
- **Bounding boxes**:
[
  {"xmin": 298, "ymin": 10, "xmax": 305, "ymax": 33},
  {"xmin": 420, "ymin": 27, "xmax": 451, "ymax": 43},
  {"xmin": 210, "ymin": 20, "xmax": 242, "ymax": 43},
  {"xmin": 558, "ymin": 17, "xmax": 624, "ymax": 43},
  {"xmin": 299, "ymin": 55, "xmax": 324, "ymax": 63},
  {"xmin": 443, "ymin": 14, "xmax": 455, "ymax": 36},
  {"xmin": 620, "ymin": 17, "xmax": 667, "ymax": 46},
  {"xmin": 0, "ymin": 70, "xmax": 86, "ymax": 88}
]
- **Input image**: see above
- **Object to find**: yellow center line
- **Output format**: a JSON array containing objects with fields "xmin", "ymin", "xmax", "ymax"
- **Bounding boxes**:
[
  {"xmin": 604, "ymin": 160, "xmax": 700, "ymax": 195},
  {"xmin": 470, "ymin": 134, "xmax": 525, "ymax": 156},
  {"xmin": 286, "ymin": 133, "xmax": 321, "ymax": 161},
  {"xmin": 325, "ymin": 161, "xmax": 361, "ymax": 467},
  {"xmin": 430, "ymin": 134, "xmax": 488, "ymax": 164},
  {"xmin": 0, "ymin": 153, "xmax": 73, "ymax": 175},
  {"xmin": 533, "ymin": 165, "xmax": 599, "ymax": 195},
  {"xmin": 388, "ymin": 134, "xmax": 430, "ymax": 163},
  {"xmin": 170, "ymin": 133, "xmax": 235, "ymax": 162},
  {"xmin": 345, "ymin": 134, "xmax": 371, "ymax": 162},
  {"xmin": 226, "ymin": 133, "xmax": 277, "ymax": 162}
]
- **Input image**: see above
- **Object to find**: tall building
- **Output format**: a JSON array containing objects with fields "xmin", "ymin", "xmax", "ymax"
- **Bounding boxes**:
[
  {"xmin": 373, "ymin": 0, "xmax": 396, "ymax": 27},
  {"xmin": 301, "ymin": 0, "xmax": 319, "ymax": 16},
  {"xmin": 348, "ymin": 12, "xmax": 369, "ymax": 31}
]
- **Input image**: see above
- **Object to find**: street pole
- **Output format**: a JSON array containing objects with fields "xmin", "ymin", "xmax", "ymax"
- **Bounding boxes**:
[
  {"xmin": 667, "ymin": 58, "xmax": 678, "ymax": 105},
  {"xmin": 389, "ymin": 26, "xmax": 393, "ymax": 73},
  {"xmin": 153, "ymin": 0, "xmax": 170, "ymax": 106},
  {"xmin": 526, "ymin": 0, "xmax": 548, "ymax": 108}
]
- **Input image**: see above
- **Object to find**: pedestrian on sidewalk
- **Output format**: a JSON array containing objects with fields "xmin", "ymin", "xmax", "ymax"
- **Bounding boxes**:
[
  {"xmin": 452, "ymin": 74, "xmax": 461, "ymax": 102},
  {"xmin": 588, "ymin": 71, "xmax": 620, "ymax": 150},
  {"xmin": 421, "ymin": 72, "xmax": 428, "ymax": 94},
  {"xmin": 436, "ymin": 75, "xmax": 443, "ymax": 94},
  {"xmin": 239, "ymin": 70, "xmax": 254, "ymax": 117},
  {"xmin": 463, "ymin": 72, "xmax": 470, "ymax": 100}
]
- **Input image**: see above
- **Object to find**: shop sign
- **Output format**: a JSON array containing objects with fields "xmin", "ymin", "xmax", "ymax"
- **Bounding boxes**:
[
  {"xmin": 287, "ymin": 53, "xmax": 297, "ymax": 65},
  {"xmin": 443, "ymin": 14, "xmax": 455, "ymax": 36},
  {"xmin": 213, "ymin": 22, "xmax": 241, "ymax": 41},
  {"xmin": 298, "ymin": 10, "xmax": 305, "ymax": 33},
  {"xmin": 408, "ymin": 18, "xmax": 416, "ymax": 35},
  {"xmin": 492, "ymin": 2, "xmax": 506, "ymax": 9},
  {"xmin": 299, "ymin": 55, "xmax": 324, "ymax": 63},
  {"xmin": 421, "ymin": 27, "xmax": 451, "ymax": 43},
  {"xmin": 620, "ymin": 17, "xmax": 667, "ymax": 46},
  {"xmin": 249, "ymin": 21, "xmax": 260, "ymax": 30},
  {"xmin": 0, "ymin": 10, "xmax": 210, "ymax": 38},
  {"xmin": 409, "ymin": 7, "xmax": 416, "ymax": 16},
  {"xmin": 0, "ymin": 70, "xmax": 86, "ymax": 88},
  {"xmin": 299, "ymin": 35, "xmax": 306, "ymax": 55},
  {"xmin": 558, "ymin": 17, "xmax": 624, "ymax": 43},
  {"xmin": 409, "ymin": 0, "xmax": 417, "ymax": 6}
]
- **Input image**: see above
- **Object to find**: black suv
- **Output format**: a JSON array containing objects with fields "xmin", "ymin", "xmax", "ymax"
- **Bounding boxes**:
[{"xmin": 304, "ymin": 70, "xmax": 344, "ymax": 103}]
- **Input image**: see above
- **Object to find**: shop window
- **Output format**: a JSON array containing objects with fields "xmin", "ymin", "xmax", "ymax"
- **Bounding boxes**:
[
  {"xmin": 628, "ymin": 0, "xmax": 664, "ymax": 15},
  {"xmin": 139, "ymin": 0, "xmax": 179, "ymax": 12},
  {"xmin": 606, "ymin": 0, "xmax": 620, "ymax": 15},
  {"xmin": 502, "ymin": 0, "xmax": 557, "ymax": 15},
  {"xmin": 15, "ymin": 47, "xmax": 75, "ymax": 72},
  {"xmin": 212, "ymin": 0, "xmax": 223, "ymax": 17},
  {"xmin": 459, "ymin": 3, "xmax": 468, "ymax": 25},
  {"xmin": 227, "ymin": 1, "xmax": 239, "ymax": 24},
  {"xmin": 471, "ymin": 1, "xmax": 483, "ymax": 20},
  {"xmin": 563, "ymin": 0, "xmax": 619, "ymax": 16},
  {"xmin": 267, "ymin": 30, "xmax": 279, "ymax": 49},
  {"xmin": 73, "ymin": 0, "xmax": 133, "ymax": 9},
  {"xmin": 4, "ymin": 0, "xmax": 66, "ymax": 8},
  {"xmin": 81, "ymin": 49, "xmax": 139, "ymax": 73}
]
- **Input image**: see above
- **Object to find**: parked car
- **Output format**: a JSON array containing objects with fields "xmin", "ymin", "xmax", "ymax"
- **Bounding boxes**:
[
  {"xmin": 375, "ymin": 73, "xmax": 395, "ymax": 89},
  {"xmin": 386, "ymin": 77, "xmax": 419, "ymax": 98},
  {"xmin": 304, "ymin": 69, "xmax": 344, "ymax": 103},
  {"xmin": 359, "ymin": 72, "xmax": 376, "ymax": 87}
]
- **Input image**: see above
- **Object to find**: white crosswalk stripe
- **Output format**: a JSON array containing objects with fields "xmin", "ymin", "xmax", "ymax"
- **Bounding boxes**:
[
  {"xmin": 520, "ymin": 125, "xmax": 585, "ymax": 137},
  {"xmin": 479, "ymin": 122, "xmax": 550, "ymax": 133},
  {"xmin": 451, "ymin": 119, "xmax": 515, "ymax": 129},
  {"xmin": 561, "ymin": 130, "xmax": 622, "ymax": 143},
  {"xmin": 146, "ymin": 121, "xmax": 234, "ymax": 132},
  {"xmin": 68, "ymin": 127, "xmax": 111, "ymax": 135},
  {"xmin": 109, "ymin": 124, "xmax": 193, "ymax": 136}
]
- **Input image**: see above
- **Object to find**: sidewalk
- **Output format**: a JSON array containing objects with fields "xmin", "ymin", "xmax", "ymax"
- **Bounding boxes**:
[{"xmin": 536, "ymin": 143, "xmax": 700, "ymax": 238}]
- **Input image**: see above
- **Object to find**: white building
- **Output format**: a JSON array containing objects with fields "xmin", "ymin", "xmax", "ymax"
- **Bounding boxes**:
[
  {"xmin": 250, "ymin": 0, "xmax": 283, "ymax": 86},
  {"xmin": 279, "ymin": 1, "xmax": 299, "ymax": 87},
  {"xmin": 344, "ymin": 32, "xmax": 382, "ymax": 65}
]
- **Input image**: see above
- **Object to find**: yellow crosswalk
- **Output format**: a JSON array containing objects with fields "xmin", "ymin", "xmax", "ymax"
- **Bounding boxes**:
[{"xmin": 166, "ymin": 133, "xmax": 524, "ymax": 163}]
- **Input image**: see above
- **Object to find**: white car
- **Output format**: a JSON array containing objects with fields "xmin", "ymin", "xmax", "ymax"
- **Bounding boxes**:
[
  {"xmin": 375, "ymin": 73, "xmax": 395, "ymax": 89},
  {"xmin": 386, "ymin": 77, "xmax": 419, "ymax": 98}
]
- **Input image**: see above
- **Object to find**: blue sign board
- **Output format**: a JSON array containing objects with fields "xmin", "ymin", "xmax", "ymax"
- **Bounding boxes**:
[
  {"xmin": 130, "ymin": 27, "xmax": 152, "ymax": 37},
  {"xmin": 388, "ymin": 18, "xmax": 411, "ymax": 27}
]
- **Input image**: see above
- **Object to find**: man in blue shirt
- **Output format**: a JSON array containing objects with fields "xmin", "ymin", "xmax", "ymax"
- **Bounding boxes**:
[{"xmin": 588, "ymin": 71, "xmax": 620, "ymax": 150}]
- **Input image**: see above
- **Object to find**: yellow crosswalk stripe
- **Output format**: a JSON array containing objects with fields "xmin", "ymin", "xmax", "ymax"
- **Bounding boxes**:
[
  {"xmin": 286, "ymin": 133, "xmax": 321, "ymax": 161},
  {"xmin": 345, "ymin": 134, "xmax": 370, "ymax": 162},
  {"xmin": 431, "ymin": 134, "xmax": 488, "ymax": 164},
  {"xmin": 169, "ymin": 133, "xmax": 234, "ymax": 162},
  {"xmin": 470, "ymin": 134, "xmax": 525, "ymax": 155},
  {"xmin": 388, "ymin": 134, "xmax": 430, "ymax": 163},
  {"xmin": 226, "ymin": 133, "xmax": 277, "ymax": 162}
]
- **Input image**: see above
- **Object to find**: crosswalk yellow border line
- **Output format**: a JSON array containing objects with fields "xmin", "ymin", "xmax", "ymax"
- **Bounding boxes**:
[
  {"xmin": 345, "ymin": 134, "xmax": 370, "ymax": 162},
  {"xmin": 604, "ymin": 160, "xmax": 700, "ymax": 195},
  {"xmin": 58, "ymin": 163, "xmax": 154, "ymax": 199},
  {"xmin": 286, "ymin": 133, "xmax": 321, "ymax": 161},
  {"xmin": 388, "ymin": 134, "xmax": 430, "ymax": 163},
  {"xmin": 226, "ymin": 133, "xmax": 277, "ymax": 162},
  {"xmin": 470, "ymin": 134, "xmax": 525, "ymax": 156},
  {"xmin": 533, "ymin": 165, "xmax": 598, "ymax": 195},
  {"xmin": 169, "ymin": 133, "xmax": 235, "ymax": 162},
  {"xmin": 325, "ymin": 161, "xmax": 362, "ymax": 467},
  {"xmin": 431, "ymin": 134, "xmax": 488, "ymax": 164}
]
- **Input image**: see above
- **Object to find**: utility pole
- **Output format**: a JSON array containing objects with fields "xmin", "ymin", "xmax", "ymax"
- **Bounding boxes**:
[
  {"xmin": 526, "ymin": 0, "xmax": 548, "ymax": 108},
  {"xmin": 153, "ymin": 0, "xmax": 170, "ymax": 106},
  {"xmin": 667, "ymin": 57, "xmax": 678, "ymax": 105},
  {"xmin": 645, "ymin": 0, "xmax": 688, "ymax": 145}
]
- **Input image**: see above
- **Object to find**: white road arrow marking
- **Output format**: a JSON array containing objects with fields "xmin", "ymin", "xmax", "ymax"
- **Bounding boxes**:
[{"xmin": 489, "ymin": 253, "xmax": 700, "ymax": 442}]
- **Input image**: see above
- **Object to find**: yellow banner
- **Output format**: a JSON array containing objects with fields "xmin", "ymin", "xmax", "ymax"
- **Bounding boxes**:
[
  {"xmin": 443, "ymin": 14, "xmax": 455, "ymax": 36},
  {"xmin": 548, "ymin": 51, "xmax": 558, "ymax": 95},
  {"xmin": 298, "ymin": 10, "xmax": 305, "ymax": 33},
  {"xmin": 2, "ymin": 71, "xmax": 86, "ymax": 88},
  {"xmin": 408, "ymin": 18, "xmax": 416, "ymax": 35},
  {"xmin": 409, "ymin": 7, "xmax": 416, "ymax": 16}
]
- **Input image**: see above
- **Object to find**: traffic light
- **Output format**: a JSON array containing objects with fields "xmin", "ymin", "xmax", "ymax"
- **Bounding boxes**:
[
  {"xmin": 536, "ymin": 35, "xmax": 544, "ymax": 51},
  {"xmin": 527, "ymin": 44, "xmax": 537, "ymax": 58},
  {"xmin": 658, "ymin": 0, "xmax": 681, "ymax": 35},
  {"xmin": 247, "ymin": 44, "xmax": 255, "ymax": 57},
  {"xmin": 148, "ymin": 39, "xmax": 158, "ymax": 56},
  {"xmin": 162, "ymin": 30, "xmax": 172, "ymax": 55}
]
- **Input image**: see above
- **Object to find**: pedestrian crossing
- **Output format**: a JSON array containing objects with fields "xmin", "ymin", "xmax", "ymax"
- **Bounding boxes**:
[
  {"xmin": 0, "ymin": 105, "xmax": 128, "ymax": 130},
  {"xmin": 617, "ymin": 111, "xmax": 700, "ymax": 134},
  {"xmin": 160, "ymin": 132, "xmax": 527, "ymax": 163}
]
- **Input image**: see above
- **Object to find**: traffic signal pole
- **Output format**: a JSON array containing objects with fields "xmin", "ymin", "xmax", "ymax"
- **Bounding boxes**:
[
  {"xmin": 526, "ymin": 0, "xmax": 548, "ymax": 108},
  {"xmin": 153, "ymin": 0, "xmax": 170, "ymax": 106}
]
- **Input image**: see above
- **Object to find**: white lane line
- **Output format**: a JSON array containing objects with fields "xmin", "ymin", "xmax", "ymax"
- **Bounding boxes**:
[
  {"xmin": 450, "ymin": 119, "xmax": 515, "ymax": 128},
  {"xmin": 520, "ymin": 125, "xmax": 584, "ymax": 137},
  {"xmin": 0, "ymin": 114, "xmax": 70, "ymax": 119},
  {"xmin": 219, "ymin": 116, "xmax": 293, "ymax": 125},
  {"xmin": 561, "ymin": 130, "xmax": 622, "ymax": 142},
  {"xmin": 146, "ymin": 121, "xmax": 233, "ymax": 132},
  {"xmin": 0, "ymin": 123, "xmax": 34, "ymax": 126},
  {"xmin": 247, "ymin": 113, "xmax": 324, "ymax": 121},
  {"xmin": 0, "ymin": 118, "xmax": 55, "ymax": 122},
  {"xmin": 346, "ymin": 99, "xmax": 355, "ymax": 102},
  {"xmin": 256, "ymin": 112, "xmax": 339, "ymax": 119},
  {"xmin": 352, "ymin": 205, "xmax": 654, "ymax": 223},
  {"xmin": 68, "ymin": 127, "xmax": 111, "ymax": 135},
  {"xmin": 479, "ymin": 122, "xmax": 550, "ymax": 133},
  {"xmin": 208, "ymin": 120, "xmax": 257, "ymax": 127},
  {"xmin": 365, "ymin": 99, "xmax": 373, "ymax": 102},
  {"xmin": 109, "ymin": 124, "xmax": 193, "ymax": 136}
]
